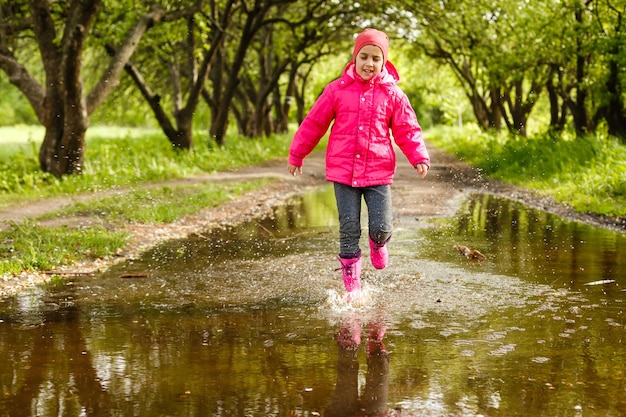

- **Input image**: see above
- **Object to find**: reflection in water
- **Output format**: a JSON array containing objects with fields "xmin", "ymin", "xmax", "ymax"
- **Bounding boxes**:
[
  {"xmin": 422, "ymin": 193, "xmax": 626, "ymax": 288},
  {"xmin": 0, "ymin": 294, "xmax": 338, "ymax": 416},
  {"xmin": 1, "ymin": 190, "xmax": 626, "ymax": 416},
  {"xmin": 0, "ymin": 297, "xmax": 111, "ymax": 416},
  {"xmin": 327, "ymin": 314, "xmax": 389, "ymax": 417}
]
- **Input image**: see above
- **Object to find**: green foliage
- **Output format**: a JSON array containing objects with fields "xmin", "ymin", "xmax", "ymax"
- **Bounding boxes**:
[
  {"xmin": 0, "ymin": 220, "xmax": 129, "ymax": 275},
  {"xmin": 396, "ymin": 0, "xmax": 626, "ymax": 138},
  {"xmin": 429, "ymin": 126, "xmax": 626, "ymax": 216},
  {"xmin": 0, "ymin": 77, "xmax": 38, "ymax": 126},
  {"xmin": 394, "ymin": 41, "xmax": 470, "ymax": 129}
]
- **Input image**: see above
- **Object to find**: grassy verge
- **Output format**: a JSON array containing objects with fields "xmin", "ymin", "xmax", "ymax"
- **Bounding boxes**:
[
  {"xmin": 0, "ymin": 126, "xmax": 292, "ymax": 208},
  {"xmin": 1, "ymin": 180, "xmax": 268, "ymax": 276},
  {"xmin": 49, "ymin": 180, "xmax": 268, "ymax": 223},
  {"xmin": 427, "ymin": 125, "xmax": 626, "ymax": 217},
  {"xmin": 0, "ymin": 127, "xmax": 293, "ymax": 277},
  {"xmin": 1, "ymin": 221, "xmax": 129, "ymax": 274}
]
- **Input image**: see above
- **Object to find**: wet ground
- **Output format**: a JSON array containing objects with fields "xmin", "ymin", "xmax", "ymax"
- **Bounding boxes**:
[{"xmin": 1, "ymin": 184, "xmax": 625, "ymax": 417}]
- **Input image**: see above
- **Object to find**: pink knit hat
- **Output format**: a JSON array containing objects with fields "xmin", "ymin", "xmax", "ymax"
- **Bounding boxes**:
[{"xmin": 352, "ymin": 28, "xmax": 389, "ymax": 64}]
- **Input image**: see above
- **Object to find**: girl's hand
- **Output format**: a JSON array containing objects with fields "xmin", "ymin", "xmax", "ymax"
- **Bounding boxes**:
[
  {"xmin": 288, "ymin": 164, "xmax": 302, "ymax": 176},
  {"xmin": 414, "ymin": 163, "xmax": 428, "ymax": 178}
]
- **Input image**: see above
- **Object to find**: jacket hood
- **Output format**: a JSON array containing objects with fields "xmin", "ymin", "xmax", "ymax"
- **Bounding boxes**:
[{"xmin": 342, "ymin": 60, "xmax": 400, "ymax": 85}]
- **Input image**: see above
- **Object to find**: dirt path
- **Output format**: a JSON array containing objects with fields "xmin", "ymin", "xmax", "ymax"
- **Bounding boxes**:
[{"xmin": 1, "ymin": 144, "xmax": 623, "ymax": 297}]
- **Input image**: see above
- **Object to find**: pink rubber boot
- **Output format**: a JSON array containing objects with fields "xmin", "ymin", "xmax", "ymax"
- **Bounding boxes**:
[
  {"xmin": 369, "ymin": 237, "xmax": 389, "ymax": 269},
  {"xmin": 338, "ymin": 254, "xmax": 362, "ymax": 302},
  {"xmin": 336, "ymin": 318, "xmax": 362, "ymax": 349},
  {"xmin": 367, "ymin": 321, "xmax": 387, "ymax": 353}
]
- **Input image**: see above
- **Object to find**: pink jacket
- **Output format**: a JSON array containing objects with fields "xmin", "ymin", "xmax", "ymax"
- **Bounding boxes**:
[{"xmin": 288, "ymin": 61, "xmax": 430, "ymax": 187}]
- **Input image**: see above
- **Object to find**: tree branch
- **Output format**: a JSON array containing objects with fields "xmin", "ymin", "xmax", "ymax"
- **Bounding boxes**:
[
  {"xmin": 27, "ymin": 0, "xmax": 60, "ymax": 79},
  {"xmin": 0, "ymin": 52, "xmax": 45, "ymax": 122},
  {"xmin": 86, "ymin": 4, "xmax": 166, "ymax": 114}
]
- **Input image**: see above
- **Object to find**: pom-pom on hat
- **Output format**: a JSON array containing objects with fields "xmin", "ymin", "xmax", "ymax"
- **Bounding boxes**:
[{"xmin": 352, "ymin": 28, "xmax": 389, "ymax": 64}]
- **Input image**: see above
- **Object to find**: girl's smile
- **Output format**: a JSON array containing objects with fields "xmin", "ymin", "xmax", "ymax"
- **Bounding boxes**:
[{"xmin": 355, "ymin": 45, "xmax": 384, "ymax": 81}]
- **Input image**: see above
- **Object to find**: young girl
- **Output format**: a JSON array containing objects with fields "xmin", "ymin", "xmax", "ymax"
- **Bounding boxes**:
[{"xmin": 287, "ymin": 28, "xmax": 430, "ymax": 302}]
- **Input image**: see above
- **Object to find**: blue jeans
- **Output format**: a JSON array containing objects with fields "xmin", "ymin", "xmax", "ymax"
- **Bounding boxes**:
[{"xmin": 333, "ymin": 182, "xmax": 393, "ymax": 257}]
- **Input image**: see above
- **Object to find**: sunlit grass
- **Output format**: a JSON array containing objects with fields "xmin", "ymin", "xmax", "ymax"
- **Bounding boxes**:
[
  {"xmin": 0, "ymin": 126, "xmax": 293, "ymax": 208},
  {"xmin": 0, "ymin": 125, "xmax": 44, "ymax": 147},
  {"xmin": 0, "ymin": 220, "xmax": 129, "ymax": 275},
  {"xmin": 0, "ymin": 180, "xmax": 270, "ymax": 275},
  {"xmin": 51, "ymin": 180, "xmax": 268, "ymax": 223},
  {"xmin": 428, "ymin": 125, "xmax": 626, "ymax": 217},
  {"xmin": 0, "ymin": 125, "xmax": 294, "ymax": 276}
]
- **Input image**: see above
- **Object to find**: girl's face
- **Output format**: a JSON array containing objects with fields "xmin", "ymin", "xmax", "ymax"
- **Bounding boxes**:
[{"xmin": 355, "ymin": 45, "xmax": 384, "ymax": 81}]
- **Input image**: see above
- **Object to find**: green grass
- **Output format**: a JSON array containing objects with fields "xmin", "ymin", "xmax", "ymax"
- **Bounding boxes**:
[
  {"xmin": 0, "ymin": 180, "xmax": 269, "ymax": 276},
  {"xmin": 428, "ymin": 125, "xmax": 626, "ymax": 217},
  {"xmin": 52, "ymin": 180, "xmax": 269, "ymax": 224},
  {"xmin": 0, "ymin": 220, "xmax": 129, "ymax": 274},
  {"xmin": 0, "ymin": 127, "xmax": 293, "ymax": 208},
  {"xmin": 0, "ymin": 126, "xmax": 294, "ymax": 276}
]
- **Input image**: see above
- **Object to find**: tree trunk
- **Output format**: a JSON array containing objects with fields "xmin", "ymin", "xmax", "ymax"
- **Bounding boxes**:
[
  {"xmin": 20, "ymin": 2, "xmax": 165, "ymax": 176},
  {"xmin": 295, "ymin": 63, "xmax": 315, "ymax": 124},
  {"xmin": 209, "ymin": 61, "xmax": 243, "ymax": 145},
  {"xmin": 599, "ymin": 58, "xmax": 626, "ymax": 141},
  {"xmin": 546, "ymin": 74, "xmax": 565, "ymax": 131},
  {"xmin": 467, "ymin": 91, "xmax": 492, "ymax": 131},
  {"xmin": 499, "ymin": 80, "xmax": 541, "ymax": 136},
  {"xmin": 39, "ymin": 105, "xmax": 89, "ymax": 176},
  {"xmin": 209, "ymin": 1, "xmax": 272, "ymax": 145},
  {"xmin": 447, "ymin": 56, "xmax": 502, "ymax": 132},
  {"xmin": 593, "ymin": 12, "xmax": 626, "ymax": 142},
  {"xmin": 232, "ymin": 86, "xmax": 254, "ymax": 136},
  {"xmin": 34, "ymin": 0, "xmax": 98, "ymax": 176},
  {"xmin": 277, "ymin": 64, "xmax": 298, "ymax": 133},
  {"xmin": 488, "ymin": 89, "xmax": 502, "ymax": 131},
  {"xmin": 568, "ymin": 5, "xmax": 592, "ymax": 136}
]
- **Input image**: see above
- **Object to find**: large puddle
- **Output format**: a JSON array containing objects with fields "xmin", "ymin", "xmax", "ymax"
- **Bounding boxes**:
[{"xmin": 1, "ymin": 186, "xmax": 625, "ymax": 416}]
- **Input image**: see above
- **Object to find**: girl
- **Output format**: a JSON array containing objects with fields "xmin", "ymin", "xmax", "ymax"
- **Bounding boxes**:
[{"xmin": 288, "ymin": 28, "xmax": 430, "ymax": 302}]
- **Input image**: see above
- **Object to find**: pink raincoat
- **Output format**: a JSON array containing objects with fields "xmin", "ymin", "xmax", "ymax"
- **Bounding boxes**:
[{"xmin": 288, "ymin": 61, "xmax": 430, "ymax": 187}]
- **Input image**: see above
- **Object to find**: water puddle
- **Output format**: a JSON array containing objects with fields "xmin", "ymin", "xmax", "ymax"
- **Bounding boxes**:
[{"xmin": 1, "ymin": 187, "xmax": 624, "ymax": 416}]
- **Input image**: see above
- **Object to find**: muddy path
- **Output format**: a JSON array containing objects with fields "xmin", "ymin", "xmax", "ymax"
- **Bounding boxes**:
[{"xmin": 0, "ymin": 144, "xmax": 623, "ymax": 297}]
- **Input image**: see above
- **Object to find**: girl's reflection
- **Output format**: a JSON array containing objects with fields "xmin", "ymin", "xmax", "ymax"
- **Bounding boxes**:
[{"xmin": 326, "ymin": 315, "xmax": 389, "ymax": 417}]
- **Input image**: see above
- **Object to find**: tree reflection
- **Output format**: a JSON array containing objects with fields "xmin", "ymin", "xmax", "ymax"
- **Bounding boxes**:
[{"xmin": 0, "ymin": 295, "xmax": 110, "ymax": 416}]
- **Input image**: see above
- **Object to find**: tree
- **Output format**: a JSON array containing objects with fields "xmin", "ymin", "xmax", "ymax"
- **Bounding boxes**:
[
  {"xmin": 543, "ymin": 0, "xmax": 595, "ymax": 135},
  {"xmin": 0, "ymin": 1, "xmax": 165, "ymax": 177},
  {"xmin": 393, "ymin": 0, "xmax": 626, "ymax": 140},
  {"xmin": 589, "ymin": 0, "xmax": 626, "ymax": 140},
  {"xmin": 538, "ymin": 0, "xmax": 626, "ymax": 140},
  {"xmin": 112, "ymin": 0, "xmax": 238, "ymax": 149},
  {"xmin": 398, "ymin": 0, "xmax": 550, "ymax": 136},
  {"xmin": 204, "ymin": 0, "xmax": 287, "ymax": 145},
  {"xmin": 230, "ymin": 0, "xmax": 357, "ymax": 138}
]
